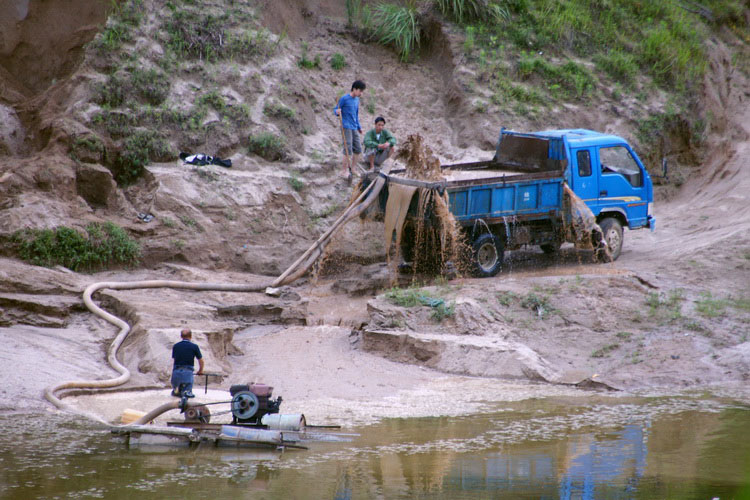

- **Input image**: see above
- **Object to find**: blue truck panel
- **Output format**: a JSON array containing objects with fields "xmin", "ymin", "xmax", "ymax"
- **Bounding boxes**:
[{"xmin": 449, "ymin": 179, "xmax": 563, "ymax": 221}]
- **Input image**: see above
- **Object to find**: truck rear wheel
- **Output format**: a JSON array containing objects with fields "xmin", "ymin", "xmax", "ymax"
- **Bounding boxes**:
[
  {"xmin": 597, "ymin": 217, "xmax": 623, "ymax": 261},
  {"xmin": 472, "ymin": 233, "xmax": 504, "ymax": 277}
]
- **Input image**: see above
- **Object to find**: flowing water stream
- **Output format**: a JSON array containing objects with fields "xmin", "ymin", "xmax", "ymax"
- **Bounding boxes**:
[{"xmin": 2, "ymin": 394, "xmax": 749, "ymax": 499}]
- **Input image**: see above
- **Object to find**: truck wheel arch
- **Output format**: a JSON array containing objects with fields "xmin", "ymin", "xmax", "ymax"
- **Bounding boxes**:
[{"xmin": 596, "ymin": 209, "xmax": 627, "ymax": 228}]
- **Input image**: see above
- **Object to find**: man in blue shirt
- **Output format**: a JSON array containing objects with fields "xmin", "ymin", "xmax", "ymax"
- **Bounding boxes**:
[
  {"xmin": 334, "ymin": 80, "xmax": 366, "ymax": 179},
  {"xmin": 171, "ymin": 328, "xmax": 204, "ymax": 398}
]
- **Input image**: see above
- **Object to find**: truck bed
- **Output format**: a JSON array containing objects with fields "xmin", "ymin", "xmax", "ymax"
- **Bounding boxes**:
[
  {"xmin": 444, "ymin": 169, "xmax": 565, "ymax": 225},
  {"xmin": 385, "ymin": 161, "xmax": 566, "ymax": 226}
]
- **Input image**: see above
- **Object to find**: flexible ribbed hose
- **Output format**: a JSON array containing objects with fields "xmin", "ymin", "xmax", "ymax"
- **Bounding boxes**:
[{"xmin": 44, "ymin": 174, "xmax": 388, "ymax": 424}]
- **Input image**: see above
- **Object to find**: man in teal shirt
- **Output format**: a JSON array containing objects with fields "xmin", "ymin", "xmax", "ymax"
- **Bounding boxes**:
[{"xmin": 363, "ymin": 116, "xmax": 396, "ymax": 171}]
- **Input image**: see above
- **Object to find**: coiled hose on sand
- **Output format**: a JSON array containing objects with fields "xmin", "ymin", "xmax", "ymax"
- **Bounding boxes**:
[{"xmin": 44, "ymin": 174, "xmax": 387, "ymax": 425}]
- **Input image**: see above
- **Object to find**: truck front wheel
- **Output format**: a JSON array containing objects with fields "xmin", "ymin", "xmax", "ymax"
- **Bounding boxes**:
[
  {"xmin": 472, "ymin": 233, "xmax": 504, "ymax": 277},
  {"xmin": 597, "ymin": 217, "xmax": 623, "ymax": 261}
]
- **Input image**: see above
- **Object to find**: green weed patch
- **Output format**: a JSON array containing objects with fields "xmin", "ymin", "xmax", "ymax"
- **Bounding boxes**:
[{"xmin": 14, "ymin": 223, "xmax": 140, "ymax": 271}]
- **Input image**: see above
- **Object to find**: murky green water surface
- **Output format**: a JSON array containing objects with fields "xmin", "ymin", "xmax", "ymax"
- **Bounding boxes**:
[{"xmin": 2, "ymin": 395, "xmax": 749, "ymax": 499}]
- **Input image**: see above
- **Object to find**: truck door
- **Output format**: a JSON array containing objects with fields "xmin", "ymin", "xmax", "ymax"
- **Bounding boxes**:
[
  {"xmin": 570, "ymin": 148, "xmax": 598, "ymax": 210},
  {"xmin": 597, "ymin": 145, "xmax": 649, "ymax": 227}
]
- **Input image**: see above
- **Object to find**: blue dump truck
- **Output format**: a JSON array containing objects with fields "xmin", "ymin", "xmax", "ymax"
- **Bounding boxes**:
[{"xmin": 387, "ymin": 129, "xmax": 656, "ymax": 277}]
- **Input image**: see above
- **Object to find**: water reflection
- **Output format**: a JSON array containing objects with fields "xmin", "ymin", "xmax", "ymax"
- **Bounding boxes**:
[
  {"xmin": 1, "ymin": 398, "xmax": 749, "ymax": 499},
  {"xmin": 446, "ymin": 424, "xmax": 647, "ymax": 498}
]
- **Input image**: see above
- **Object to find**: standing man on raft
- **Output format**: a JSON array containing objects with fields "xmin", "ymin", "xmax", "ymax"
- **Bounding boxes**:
[
  {"xmin": 171, "ymin": 328, "xmax": 204, "ymax": 398},
  {"xmin": 334, "ymin": 80, "xmax": 366, "ymax": 180}
]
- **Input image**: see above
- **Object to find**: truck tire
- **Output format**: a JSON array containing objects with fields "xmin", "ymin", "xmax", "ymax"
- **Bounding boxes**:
[
  {"xmin": 597, "ymin": 217, "xmax": 623, "ymax": 261},
  {"xmin": 472, "ymin": 233, "xmax": 504, "ymax": 277}
]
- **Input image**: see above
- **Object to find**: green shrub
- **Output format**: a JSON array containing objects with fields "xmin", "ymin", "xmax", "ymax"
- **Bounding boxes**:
[
  {"xmin": 331, "ymin": 53, "xmax": 347, "ymax": 70},
  {"xmin": 92, "ymin": 110, "xmax": 135, "ymax": 137},
  {"xmin": 130, "ymin": 68, "xmax": 171, "ymax": 105},
  {"xmin": 115, "ymin": 130, "xmax": 175, "ymax": 185},
  {"xmin": 93, "ymin": 74, "xmax": 127, "ymax": 107},
  {"xmin": 70, "ymin": 135, "xmax": 106, "ymax": 162},
  {"xmin": 13, "ymin": 222, "xmax": 140, "ymax": 271},
  {"xmin": 248, "ymin": 132, "xmax": 286, "ymax": 161},
  {"xmin": 164, "ymin": 11, "xmax": 228, "ymax": 61},
  {"xmin": 197, "ymin": 91, "xmax": 226, "ymax": 112},
  {"xmin": 371, "ymin": 3, "xmax": 421, "ymax": 61}
]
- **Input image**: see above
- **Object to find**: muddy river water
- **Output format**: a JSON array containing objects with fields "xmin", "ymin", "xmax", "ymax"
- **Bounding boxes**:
[{"xmin": 2, "ymin": 394, "xmax": 749, "ymax": 499}]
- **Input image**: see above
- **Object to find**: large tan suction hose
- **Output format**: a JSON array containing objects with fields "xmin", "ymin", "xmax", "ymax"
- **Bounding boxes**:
[{"xmin": 44, "ymin": 173, "xmax": 388, "ymax": 424}]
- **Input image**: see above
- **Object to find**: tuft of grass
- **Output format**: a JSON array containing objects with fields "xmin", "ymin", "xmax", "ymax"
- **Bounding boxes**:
[
  {"xmin": 346, "ymin": 0, "xmax": 363, "ymax": 27},
  {"xmin": 247, "ymin": 132, "xmax": 286, "ymax": 161},
  {"xmin": 464, "ymin": 26, "xmax": 476, "ymax": 53},
  {"xmin": 288, "ymin": 171, "xmax": 304, "ymax": 192},
  {"xmin": 435, "ymin": 0, "xmax": 508, "ymax": 24},
  {"xmin": 430, "ymin": 301, "xmax": 455, "ymax": 322},
  {"xmin": 520, "ymin": 291, "xmax": 553, "ymax": 318},
  {"xmin": 496, "ymin": 290, "xmax": 518, "ymax": 306},
  {"xmin": 517, "ymin": 53, "xmax": 596, "ymax": 100},
  {"xmin": 616, "ymin": 331, "xmax": 633, "ymax": 341},
  {"xmin": 646, "ymin": 289, "xmax": 684, "ymax": 323},
  {"xmin": 730, "ymin": 295, "xmax": 750, "ymax": 311},
  {"xmin": 384, "ymin": 286, "xmax": 454, "ymax": 322},
  {"xmin": 694, "ymin": 291, "xmax": 729, "ymax": 318},
  {"xmin": 370, "ymin": 3, "xmax": 421, "ymax": 62},
  {"xmin": 591, "ymin": 343, "xmax": 620, "ymax": 358},
  {"xmin": 13, "ymin": 222, "xmax": 140, "ymax": 271},
  {"xmin": 263, "ymin": 100, "xmax": 296, "ymax": 120},
  {"xmin": 330, "ymin": 53, "xmax": 347, "ymax": 70},
  {"xmin": 385, "ymin": 286, "xmax": 424, "ymax": 307},
  {"xmin": 298, "ymin": 42, "xmax": 321, "ymax": 69},
  {"xmin": 594, "ymin": 50, "xmax": 638, "ymax": 86},
  {"xmin": 225, "ymin": 29, "xmax": 276, "ymax": 60},
  {"xmin": 91, "ymin": 0, "xmax": 143, "ymax": 51}
]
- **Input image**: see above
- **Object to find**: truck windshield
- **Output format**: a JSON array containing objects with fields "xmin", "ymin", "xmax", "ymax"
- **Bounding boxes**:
[{"xmin": 600, "ymin": 146, "xmax": 642, "ymax": 187}]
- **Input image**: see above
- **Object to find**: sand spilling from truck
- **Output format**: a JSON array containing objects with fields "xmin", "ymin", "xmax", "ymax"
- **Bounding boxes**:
[
  {"xmin": 382, "ymin": 135, "xmax": 471, "ymax": 277},
  {"xmin": 562, "ymin": 184, "xmax": 607, "ymax": 259}
]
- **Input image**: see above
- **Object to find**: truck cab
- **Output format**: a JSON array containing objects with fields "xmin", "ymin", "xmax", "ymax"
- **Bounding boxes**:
[
  {"xmin": 519, "ymin": 129, "xmax": 655, "ymax": 260},
  {"xmin": 558, "ymin": 129, "xmax": 654, "ymax": 229}
]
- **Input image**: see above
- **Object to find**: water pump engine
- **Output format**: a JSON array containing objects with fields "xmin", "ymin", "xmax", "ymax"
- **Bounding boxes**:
[{"xmin": 229, "ymin": 383, "xmax": 282, "ymax": 425}]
